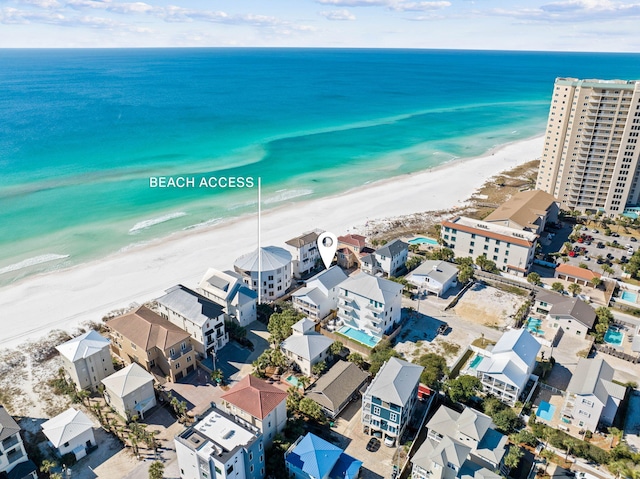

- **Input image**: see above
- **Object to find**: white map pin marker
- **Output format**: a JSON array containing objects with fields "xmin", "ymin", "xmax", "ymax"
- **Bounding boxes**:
[{"xmin": 317, "ymin": 232, "xmax": 338, "ymax": 270}]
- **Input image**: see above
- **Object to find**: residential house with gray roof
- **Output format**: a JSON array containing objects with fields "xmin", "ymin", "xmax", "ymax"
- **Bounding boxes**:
[
  {"xmin": 561, "ymin": 358, "xmax": 626, "ymax": 433},
  {"xmin": 305, "ymin": 361, "xmax": 369, "ymax": 418},
  {"xmin": 362, "ymin": 357, "xmax": 424, "ymax": 446},
  {"xmin": 407, "ymin": 260, "xmax": 459, "ymax": 297},
  {"xmin": 374, "ymin": 239, "xmax": 409, "ymax": 277},
  {"xmin": 285, "ymin": 230, "xmax": 323, "ymax": 279},
  {"xmin": 198, "ymin": 268, "xmax": 257, "ymax": 327},
  {"xmin": 337, "ymin": 272, "xmax": 403, "ymax": 341},
  {"xmin": 101, "ymin": 363, "xmax": 156, "ymax": 420},
  {"xmin": 411, "ymin": 405, "xmax": 508, "ymax": 479},
  {"xmin": 475, "ymin": 329, "xmax": 540, "ymax": 406},
  {"xmin": 156, "ymin": 284, "xmax": 228, "ymax": 358},
  {"xmin": 281, "ymin": 318, "xmax": 334, "ymax": 376},
  {"xmin": 0, "ymin": 406, "xmax": 37, "ymax": 479},
  {"xmin": 56, "ymin": 330, "xmax": 115, "ymax": 392},
  {"xmin": 41, "ymin": 408, "xmax": 96, "ymax": 461},
  {"xmin": 533, "ymin": 291, "xmax": 596, "ymax": 339},
  {"xmin": 292, "ymin": 266, "xmax": 347, "ymax": 321}
]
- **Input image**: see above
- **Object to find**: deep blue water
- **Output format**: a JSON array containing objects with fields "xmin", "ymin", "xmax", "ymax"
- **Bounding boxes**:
[{"xmin": 1, "ymin": 48, "xmax": 640, "ymax": 284}]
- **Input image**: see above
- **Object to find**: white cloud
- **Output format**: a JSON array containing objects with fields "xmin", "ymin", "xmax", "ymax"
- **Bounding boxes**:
[
  {"xmin": 390, "ymin": 1, "xmax": 451, "ymax": 11},
  {"xmin": 319, "ymin": 8, "xmax": 356, "ymax": 20},
  {"xmin": 489, "ymin": 0, "xmax": 640, "ymax": 21},
  {"xmin": 316, "ymin": 0, "xmax": 389, "ymax": 6},
  {"xmin": 19, "ymin": 0, "xmax": 61, "ymax": 8}
]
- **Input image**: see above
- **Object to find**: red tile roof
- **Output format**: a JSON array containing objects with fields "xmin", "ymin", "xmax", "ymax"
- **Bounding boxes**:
[
  {"xmin": 338, "ymin": 234, "xmax": 366, "ymax": 249},
  {"xmin": 220, "ymin": 375, "xmax": 287, "ymax": 420},
  {"xmin": 441, "ymin": 219, "xmax": 534, "ymax": 248},
  {"xmin": 555, "ymin": 263, "xmax": 601, "ymax": 281}
]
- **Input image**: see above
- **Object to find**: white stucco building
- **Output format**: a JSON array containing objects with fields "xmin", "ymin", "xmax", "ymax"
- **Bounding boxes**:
[
  {"xmin": 234, "ymin": 246, "xmax": 292, "ymax": 301},
  {"xmin": 198, "ymin": 268, "xmax": 257, "ymax": 327},
  {"xmin": 407, "ymin": 260, "xmax": 459, "ymax": 297},
  {"xmin": 102, "ymin": 363, "xmax": 157, "ymax": 420},
  {"xmin": 56, "ymin": 330, "xmax": 115, "ymax": 392},
  {"xmin": 42, "ymin": 409, "xmax": 96, "ymax": 461},
  {"xmin": 292, "ymin": 266, "xmax": 347, "ymax": 321},
  {"xmin": 284, "ymin": 230, "xmax": 323, "ymax": 279}
]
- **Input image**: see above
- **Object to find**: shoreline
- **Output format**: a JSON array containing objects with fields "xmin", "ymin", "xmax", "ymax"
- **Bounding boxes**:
[{"xmin": 0, "ymin": 134, "xmax": 544, "ymax": 349}]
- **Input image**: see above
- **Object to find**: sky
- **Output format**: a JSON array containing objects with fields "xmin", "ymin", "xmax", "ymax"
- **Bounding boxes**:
[{"xmin": 0, "ymin": 0, "xmax": 639, "ymax": 50}]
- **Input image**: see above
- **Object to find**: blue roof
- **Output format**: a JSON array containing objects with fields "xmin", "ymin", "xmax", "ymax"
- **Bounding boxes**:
[{"xmin": 286, "ymin": 433, "xmax": 362, "ymax": 479}]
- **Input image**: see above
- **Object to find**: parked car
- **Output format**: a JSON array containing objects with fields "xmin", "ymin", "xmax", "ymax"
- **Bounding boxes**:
[
  {"xmin": 569, "ymin": 251, "xmax": 577, "ymax": 257},
  {"xmin": 597, "ymin": 242, "xmax": 605, "ymax": 248},
  {"xmin": 384, "ymin": 436, "xmax": 395, "ymax": 447},
  {"xmin": 583, "ymin": 256, "xmax": 590, "ymax": 261},
  {"xmin": 592, "ymin": 229, "xmax": 599, "ymax": 233},
  {"xmin": 607, "ymin": 253, "xmax": 614, "ymax": 259},
  {"xmin": 632, "ymin": 237, "xmax": 638, "ymax": 242},
  {"xmin": 366, "ymin": 437, "xmax": 380, "ymax": 452},
  {"xmin": 577, "ymin": 237, "xmax": 584, "ymax": 243},
  {"xmin": 612, "ymin": 232, "xmax": 620, "ymax": 237},
  {"xmin": 621, "ymin": 256, "xmax": 628, "ymax": 264}
]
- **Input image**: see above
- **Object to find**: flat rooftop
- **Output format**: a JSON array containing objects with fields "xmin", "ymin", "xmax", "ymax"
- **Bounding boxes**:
[{"xmin": 448, "ymin": 216, "xmax": 538, "ymax": 242}]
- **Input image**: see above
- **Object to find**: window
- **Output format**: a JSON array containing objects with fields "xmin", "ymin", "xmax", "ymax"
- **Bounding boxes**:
[
  {"xmin": 130, "ymin": 342, "xmax": 136, "ymax": 350},
  {"xmin": 175, "ymin": 362, "xmax": 180, "ymax": 369},
  {"xmin": 373, "ymin": 406, "xmax": 381, "ymax": 415},
  {"xmin": 260, "ymin": 455, "xmax": 263, "ymax": 463},
  {"xmin": 64, "ymin": 442, "xmax": 69, "ymax": 447},
  {"xmin": 250, "ymin": 452, "xmax": 253, "ymax": 461},
  {"xmin": 390, "ymin": 412, "xmax": 398, "ymax": 422},
  {"xmin": 227, "ymin": 465, "xmax": 234, "ymax": 474},
  {"xmin": 187, "ymin": 356, "xmax": 192, "ymax": 362},
  {"xmin": 582, "ymin": 399, "xmax": 594, "ymax": 407}
]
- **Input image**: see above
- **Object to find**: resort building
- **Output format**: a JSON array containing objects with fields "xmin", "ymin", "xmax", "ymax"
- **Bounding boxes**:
[
  {"xmin": 305, "ymin": 360, "xmax": 369, "ymax": 418},
  {"xmin": 362, "ymin": 357, "xmax": 424, "ymax": 446},
  {"xmin": 107, "ymin": 306, "xmax": 196, "ymax": 382},
  {"xmin": 374, "ymin": 239, "xmax": 409, "ymax": 277},
  {"xmin": 101, "ymin": 363, "xmax": 157, "ymax": 420},
  {"xmin": 175, "ymin": 405, "xmax": 265, "ymax": 479},
  {"xmin": 155, "ymin": 284, "xmax": 228, "ymax": 358},
  {"xmin": 41, "ymin": 408, "xmax": 96, "ymax": 461},
  {"xmin": 284, "ymin": 432, "xmax": 362, "ymax": 479},
  {"xmin": 198, "ymin": 268, "xmax": 257, "ymax": 328},
  {"xmin": 535, "ymin": 77, "xmax": 640, "ymax": 216},
  {"xmin": 441, "ymin": 216, "xmax": 538, "ymax": 276},
  {"xmin": 411, "ymin": 405, "xmax": 508, "ymax": 479},
  {"xmin": 337, "ymin": 272, "xmax": 403, "ymax": 341},
  {"xmin": 483, "ymin": 190, "xmax": 559, "ymax": 235},
  {"xmin": 407, "ymin": 260, "xmax": 459, "ymax": 297},
  {"xmin": 55, "ymin": 330, "xmax": 115, "ymax": 392},
  {"xmin": 292, "ymin": 266, "xmax": 347, "ymax": 321},
  {"xmin": 561, "ymin": 357, "xmax": 626, "ymax": 433},
  {"xmin": 284, "ymin": 230, "xmax": 323, "ymax": 279},
  {"xmin": 475, "ymin": 329, "xmax": 540, "ymax": 406},
  {"xmin": 281, "ymin": 318, "xmax": 335, "ymax": 376},
  {"xmin": 219, "ymin": 375, "xmax": 288, "ymax": 448},
  {"xmin": 0, "ymin": 406, "xmax": 37, "ymax": 479},
  {"xmin": 533, "ymin": 291, "xmax": 596, "ymax": 339},
  {"xmin": 233, "ymin": 246, "xmax": 292, "ymax": 302},
  {"xmin": 554, "ymin": 263, "xmax": 601, "ymax": 287}
]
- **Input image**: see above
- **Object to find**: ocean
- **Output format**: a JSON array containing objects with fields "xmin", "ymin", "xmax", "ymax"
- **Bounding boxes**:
[{"xmin": 1, "ymin": 48, "xmax": 640, "ymax": 286}]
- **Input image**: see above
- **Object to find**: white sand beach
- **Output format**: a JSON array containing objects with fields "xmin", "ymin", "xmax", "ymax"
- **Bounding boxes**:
[{"xmin": 0, "ymin": 135, "xmax": 543, "ymax": 349}]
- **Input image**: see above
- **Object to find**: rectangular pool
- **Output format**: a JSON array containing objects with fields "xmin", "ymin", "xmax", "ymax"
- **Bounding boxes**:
[
  {"xmin": 604, "ymin": 327, "xmax": 624, "ymax": 346},
  {"xmin": 468, "ymin": 354, "xmax": 483, "ymax": 370},
  {"xmin": 338, "ymin": 326, "xmax": 380, "ymax": 348},
  {"xmin": 622, "ymin": 291, "xmax": 638, "ymax": 302},
  {"xmin": 286, "ymin": 375, "xmax": 300, "ymax": 387}
]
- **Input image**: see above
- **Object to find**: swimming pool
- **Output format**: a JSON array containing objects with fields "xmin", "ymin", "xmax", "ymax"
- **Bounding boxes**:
[
  {"xmin": 621, "ymin": 291, "xmax": 638, "ymax": 302},
  {"xmin": 468, "ymin": 354, "xmax": 483, "ymax": 370},
  {"xmin": 604, "ymin": 327, "xmax": 625, "ymax": 346},
  {"xmin": 526, "ymin": 317, "xmax": 543, "ymax": 334},
  {"xmin": 537, "ymin": 401, "xmax": 556, "ymax": 422},
  {"xmin": 408, "ymin": 237, "xmax": 439, "ymax": 246},
  {"xmin": 338, "ymin": 326, "xmax": 381, "ymax": 347},
  {"xmin": 286, "ymin": 375, "xmax": 300, "ymax": 387}
]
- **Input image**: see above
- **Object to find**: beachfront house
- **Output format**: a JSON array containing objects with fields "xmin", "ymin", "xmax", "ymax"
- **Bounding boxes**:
[
  {"xmin": 219, "ymin": 375, "xmax": 288, "ymax": 447},
  {"xmin": 284, "ymin": 230, "xmax": 323, "ymax": 279},
  {"xmin": 198, "ymin": 268, "xmax": 257, "ymax": 327},
  {"xmin": 561, "ymin": 358, "xmax": 626, "ymax": 433},
  {"xmin": 482, "ymin": 190, "xmax": 559, "ymax": 235},
  {"xmin": 475, "ymin": 329, "xmax": 540, "ymax": 406},
  {"xmin": 0, "ymin": 406, "xmax": 37, "ymax": 479},
  {"xmin": 284, "ymin": 432, "xmax": 362, "ymax": 479},
  {"xmin": 41, "ymin": 408, "xmax": 96, "ymax": 460},
  {"xmin": 155, "ymin": 284, "xmax": 228, "ymax": 358},
  {"xmin": 554, "ymin": 263, "xmax": 602, "ymax": 288},
  {"xmin": 411, "ymin": 405, "xmax": 508, "ymax": 479},
  {"xmin": 533, "ymin": 291, "xmax": 596, "ymax": 339},
  {"xmin": 336, "ymin": 272, "xmax": 403, "ymax": 341},
  {"xmin": 374, "ymin": 239, "xmax": 409, "ymax": 277},
  {"xmin": 407, "ymin": 260, "xmax": 459, "ymax": 297},
  {"xmin": 292, "ymin": 266, "xmax": 347, "ymax": 321},
  {"xmin": 107, "ymin": 306, "xmax": 195, "ymax": 382},
  {"xmin": 234, "ymin": 246, "xmax": 292, "ymax": 301},
  {"xmin": 362, "ymin": 357, "xmax": 424, "ymax": 447},
  {"xmin": 441, "ymin": 216, "xmax": 539, "ymax": 276},
  {"xmin": 305, "ymin": 360, "xmax": 369, "ymax": 418},
  {"xmin": 175, "ymin": 405, "xmax": 265, "ymax": 479},
  {"xmin": 281, "ymin": 318, "xmax": 335, "ymax": 376},
  {"xmin": 101, "ymin": 363, "xmax": 157, "ymax": 420},
  {"xmin": 336, "ymin": 234, "xmax": 374, "ymax": 270},
  {"xmin": 55, "ymin": 330, "xmax": 115, "ymax": 392}
]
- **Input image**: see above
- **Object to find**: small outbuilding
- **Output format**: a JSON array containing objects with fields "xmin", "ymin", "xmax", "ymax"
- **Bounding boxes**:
[{"xmin": 41, "ymin": 409, "xmax": 95, "ymax": 460}]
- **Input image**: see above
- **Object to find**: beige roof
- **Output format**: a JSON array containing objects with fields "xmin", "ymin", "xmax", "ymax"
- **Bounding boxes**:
[
  {"xmin": 102, "ymin": 363, "xmax": 154, "ymax": 397},
  {"xmin": 107, "ymin": 305, "xmax": 191, "ymax": 351},
  {"xmin": 484, "ymin": 190, "xmax": 558, "ymax": 231}
]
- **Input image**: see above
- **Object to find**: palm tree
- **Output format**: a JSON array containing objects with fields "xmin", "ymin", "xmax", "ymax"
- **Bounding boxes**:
[
  {"xmin": 592, "ymin": 277, "xmax": 602, "ymax": 289},
  {"xmin": 148, "ymin": 460, "xmax": 165, "ymax": 479},
  {"xmin": 40, "ymin": 460, "xmax": 57, "ymax": 475},
  {"xmin": 540, "ymin": 449, "xmax": 555, "ymax": 474},
  {"xmin": 210, "ymin": 369, "xmax": 224, "ymax": 385},
  {"xmin": 76, "ymin": 388, "xmax": 90, "ymax": 406},
  {"xmin": 568, "ymin": 283, "xmax": 582, "ymax": 296},
  {"xmin": 602, "ymin": 264, "xmax": 615, "ymax": 277},
  {"xmin": 609, "ymin": 427, "xmax": 623, "ymax": 447},
  {"xmin": 297, "ymin": 375, "xmax": 310, "ymax": 391},
  {"xmin": 563, "ymin": 438, "xmax": 578, "ymax": 461}
]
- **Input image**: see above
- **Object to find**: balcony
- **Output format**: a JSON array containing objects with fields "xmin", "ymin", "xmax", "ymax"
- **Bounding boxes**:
[
  {"xmin": 2, "ymin": 434, "xmax": 20, "ymax": 450},
  {"xmin": 169, "ymin": 344, "xmax": 193, "ymax": 361}
]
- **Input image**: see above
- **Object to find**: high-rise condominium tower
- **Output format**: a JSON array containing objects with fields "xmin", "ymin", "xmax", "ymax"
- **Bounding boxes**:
[{"xmin": 536, "ymin": 77, "xmax": 640, "ymax": 216}]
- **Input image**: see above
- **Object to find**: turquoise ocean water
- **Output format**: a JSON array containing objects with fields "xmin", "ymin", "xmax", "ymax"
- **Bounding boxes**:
[{"xmin": 2, "ymin": 48, "xmax": 640, "ymax": 286}]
